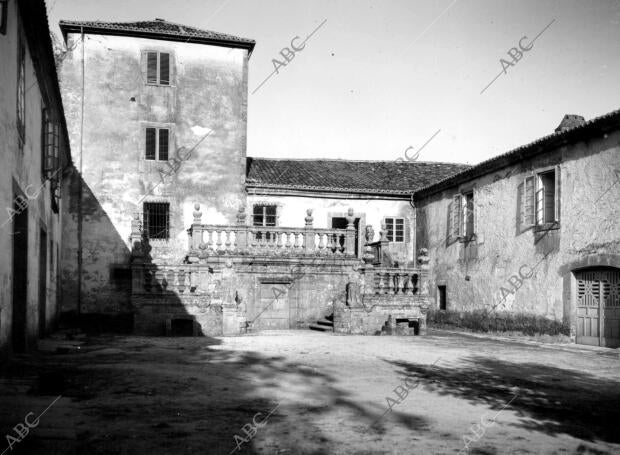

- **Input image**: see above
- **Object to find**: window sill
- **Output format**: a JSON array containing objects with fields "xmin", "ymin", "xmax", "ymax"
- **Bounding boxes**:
[
  {"xmin": 534, "ymin": 222, "xmax": 560, "ymax": 233},
  {"xmin": 458, "ymin": 234, "xmax": 477, "ymax": 243}
]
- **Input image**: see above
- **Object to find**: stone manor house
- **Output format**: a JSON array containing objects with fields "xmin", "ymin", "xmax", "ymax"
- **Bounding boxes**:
[{"xmin": 1, "ymin": 2, "xmax": 619, "ymax": 356}]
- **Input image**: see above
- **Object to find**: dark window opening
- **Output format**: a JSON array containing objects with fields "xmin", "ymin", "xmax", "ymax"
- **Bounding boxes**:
[
  {"xmin": 0, "ymin": 0, "xmax": 8, "ymax": 35},
  {"xmin": 145, "ymin": 127, "xmax": 169, "ymax": 161},
  {"xmin": 143, "ymin": 202, "xmax": 170, "ymax": 240}
]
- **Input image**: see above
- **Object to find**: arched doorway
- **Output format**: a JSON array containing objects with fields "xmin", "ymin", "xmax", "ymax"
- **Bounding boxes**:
[{"xmin": 574, "ymin": 267, "xmax": 620, "ymax": 347}]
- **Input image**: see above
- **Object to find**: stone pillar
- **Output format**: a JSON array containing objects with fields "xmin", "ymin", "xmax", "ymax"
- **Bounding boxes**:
[
  {"xmin": 236, "ymin": 205, "xmax": 247, "ymax": 252},
  {"xmin": 345, "ymin": 208, "xmax": 356, "ymax": 256},
  {"xmin": 304, "ymin": 209, "xmax": 315, "ymax": 252},
  {"xmin": 417, "ymin": 247, "xmax": 430, "ymax": 335},
  {"xmin": 130, "ymin": 213, "xmax": 143, "ymax": 260},
  {"xmin": 187, "ymin": 203, "xmax": 202, "ymax": 263},
  {"xmin": 378, "ymin": 221, "xmax": 390, "ymax": 265}
]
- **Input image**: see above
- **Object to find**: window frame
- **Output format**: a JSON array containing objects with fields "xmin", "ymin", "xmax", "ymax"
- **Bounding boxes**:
[
  {"xmin": 41, "ymin": 107, "xmax": 60, "ymax": 181},
  {"xmin": 143, "ymin": 201, "xmax": 170, "ymax": 240},
  {"xmin": 449, "ymin": 190, "xmax": 476, "ymax": 243},
  {"xmin": 17, "ymin": 33, "xmax": 26, "ymax": 146},
  {"xmin": 145, "ymin": 126, "xmax": 171, "ymax": 161},
  {"xmin": 521, "ymin": 165, "xmax": 560, "ymax": 232},
  {"xmin": 145, "ymin": 50, "xmax": 172, "ymax": 86},
  {"xmin": 384, "ymin": 217, "xmax": 405, "ymax": 243},
  {"xmin": 252, "ymin": 204, "xmax": 278, "ymax": 227}
]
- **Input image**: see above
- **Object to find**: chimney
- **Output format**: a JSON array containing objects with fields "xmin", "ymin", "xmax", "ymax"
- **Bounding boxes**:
[{"xmin": 555, "ymin": 114, "xmax": 585, "ymax": 133}]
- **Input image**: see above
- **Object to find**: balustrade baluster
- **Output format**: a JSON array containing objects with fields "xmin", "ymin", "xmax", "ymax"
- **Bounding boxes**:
[
  {"xmin": 225, "ymin": 230, "xmax": 231, "ymax": 251},
  {"xmin": 377, "ymin": 273, "xmax": 385, "ymax": 294}
]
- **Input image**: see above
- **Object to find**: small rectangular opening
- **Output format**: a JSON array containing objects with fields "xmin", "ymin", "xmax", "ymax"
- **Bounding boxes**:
[
  {"xmin": 168, "ymin": 319, "xmax": 194, "ymax": 336},
  {"xmin": 438, "ymin": 285, "xmax": 447, "ymax": 311}
]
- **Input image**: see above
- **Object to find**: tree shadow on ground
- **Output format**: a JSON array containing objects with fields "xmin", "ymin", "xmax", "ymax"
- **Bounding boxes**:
[
  {"xmin": 19, "ymin": 336, "xmax": 430, "ymax": 455},
  {"xmin": 386, "ymin": 355, "xmax": 620, "ymax": 444}
]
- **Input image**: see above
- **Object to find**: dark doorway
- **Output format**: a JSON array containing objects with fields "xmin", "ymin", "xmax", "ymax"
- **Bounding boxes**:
[
  {"xmin": 39, "ymin": 228, "xmax": 47, "ymax": 337},
  {"xmin": 12, "ymin": 196, "xmax": 28, "ymax": 352},
  {"xmin": 438, "ymin": 285, "xmax": 447, "ymax": 311},
  {"xmin": 331, "ymin": 217, "xmax": 360, "ymax": 256}
]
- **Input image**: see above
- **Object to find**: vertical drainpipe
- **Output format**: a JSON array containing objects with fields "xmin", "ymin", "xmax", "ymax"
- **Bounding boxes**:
[{"xmin": 77, "ymin": 27, "xmax": 85, "ymax": 316}]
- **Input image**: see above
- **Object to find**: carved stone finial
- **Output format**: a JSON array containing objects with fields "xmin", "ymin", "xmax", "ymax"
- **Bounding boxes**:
[
  {"xmin": 365, "ymin": 225, "xmax": 374, "ymax": 243},
  {"xmin": 236, "ymin": 205, "xmax": 247, "ymax": 225},
  {"xmin": 193, "ymin": 203, "xmax": 202, "ymax": 223},
  {"xmin": 305, "ymin": 209, "xmax": 314, "ymax": 227},
  {"xmin": 417, "ymin": 248, "xmax": 430, "ymax": 270}
]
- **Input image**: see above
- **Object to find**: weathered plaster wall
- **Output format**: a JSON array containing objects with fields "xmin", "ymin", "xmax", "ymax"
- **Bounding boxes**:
[
  {"xmin": 59, "ymin": 32, "xmax": 249, "ymax": 314},
  {"xmin": 416, "ymin": 130, "xmax": 620, "ymax": 330},
  {"xmin": 246, "ymin": 193, "xmax": 415, "ymax": 263},
  {"xmin": 0, "ymin": 1, "xmax": 63, "ymax": 353}
]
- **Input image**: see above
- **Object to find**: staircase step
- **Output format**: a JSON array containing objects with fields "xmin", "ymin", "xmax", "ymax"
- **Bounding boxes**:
[
  {"xmin": 317, "ymin": 319, "xmax": 333, "ymax": 327},
  {"xmin": 309, "ymin": 323, "xmax": 332, "ymax": 332}
]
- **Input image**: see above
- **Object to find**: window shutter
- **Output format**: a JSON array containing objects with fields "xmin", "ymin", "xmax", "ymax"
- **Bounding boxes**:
[
  {"xmin": 452, "ymin": 194, "xmax": 462, "ymax": 240},
  {"xmin": 159, "ymin": 53, "xmax": 170, "ymax": 85},
  {"xmin": 41, "ymin": 108, "xmax": 48, "ymax": 178},
  {"xmin": 146, "ymin": 52, "xmax": 158, "ymax": 84},
  {"xmin": 554, "ymin": 165, "xmax": 561, "ymax": 222},
  {"xmin": 158, "ymin": 129, "xmax": 169, "ymax": 161},
  {"xmin": 522, "ymin": 176, "xmax": 535, "ymax": 228},
  {"xmin": 145, "ymin": 128, "xmax": 156, "ymax": 160}
]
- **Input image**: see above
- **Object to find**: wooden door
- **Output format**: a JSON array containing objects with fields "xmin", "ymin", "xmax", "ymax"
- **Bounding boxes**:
[{"xmin": 576, "ymin": 268, "xmax": 620, "ymax": 347}]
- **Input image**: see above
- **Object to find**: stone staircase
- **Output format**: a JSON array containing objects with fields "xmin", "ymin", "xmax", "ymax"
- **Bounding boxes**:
[{"xmin": 309, "ymin": 313, "xmax": 334, "ymax": 332}]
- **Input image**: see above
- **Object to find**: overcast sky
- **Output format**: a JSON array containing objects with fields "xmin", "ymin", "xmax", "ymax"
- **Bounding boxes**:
[{"xmin": 48, "ymin": 0, "xmax": 620, "ymax": 165}]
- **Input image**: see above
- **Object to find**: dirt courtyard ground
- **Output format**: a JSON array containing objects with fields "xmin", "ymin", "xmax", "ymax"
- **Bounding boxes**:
[{"xmin": 1, "ymin": 330, "xmax": 619, "ymax": 455}]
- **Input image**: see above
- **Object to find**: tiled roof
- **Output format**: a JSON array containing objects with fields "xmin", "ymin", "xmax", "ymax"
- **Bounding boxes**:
[
  {"xmin": 246, "ymin": 158, "xmax": 471, "ymax": 195},
  {"xmin": 59, "ymin": 19, "xmax": 255, "ymax": 51},
  {"xmin": 414, "ymin": 108, "xmax": 620, "ymax": 198}
]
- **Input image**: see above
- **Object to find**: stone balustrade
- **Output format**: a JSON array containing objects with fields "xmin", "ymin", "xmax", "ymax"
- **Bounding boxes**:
[
  {"xmin": 186, "ymin": 204, "xmax": 358, "ymax": 259},
  {"xmin": 132, "ymin": 264, "xmax": 213, "ymax": 295},
  {"xmin": 371, "ymin": 268, "xmax": 421, "ymax": 295}
]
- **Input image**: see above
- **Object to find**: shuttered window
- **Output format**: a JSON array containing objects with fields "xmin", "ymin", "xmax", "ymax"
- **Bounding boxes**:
[
  {"xmin": 385, "ymin": 217, "xmax": 405, "ymax": 242},
  {"xmin": 145, "ymin": 51, "xmax": 171, "ymax": 85},
  {"xmin": 145, "ymin": 127, "xmax": 170, "ymax": 161},
  {"xmin": 521, "ymin": 176, "xmax": 535, "ymax": 228},
  {"xmin": 448, "ymin": 194, "xmax": 462, "ymax": 242},
  {"xmin": 17, "ymin": 38, "xmax": 26, "ymax": 143},
  {"xmin": 41, "ymin": 108, "xmax": 60, "ymax": 179},
  {"xmin": 521, "ymin": 168, "xmax": 560, "ymax": 228}
]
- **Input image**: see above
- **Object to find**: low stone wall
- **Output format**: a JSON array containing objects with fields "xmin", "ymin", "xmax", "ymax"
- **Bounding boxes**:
[
  {"xmin": 334, "ymin": 294, "xmax": 428, "ymax": 335},
  {"xmin": 133, "ymin": 294, "xmax": 223, "ymax": 336}
]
